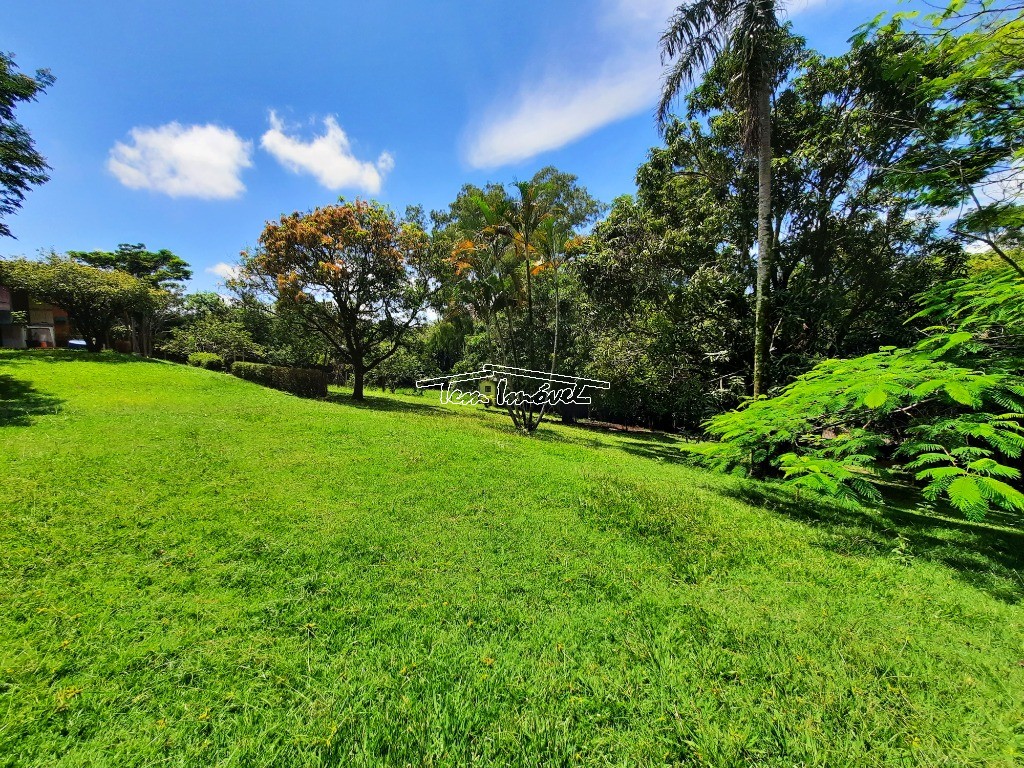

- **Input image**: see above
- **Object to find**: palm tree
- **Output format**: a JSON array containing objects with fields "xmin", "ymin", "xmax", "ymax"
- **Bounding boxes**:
[
  {"xmin": 502, "ymin": 181, "xmax": 554, "ymax": 372},
  {"xmin": 657, "ymin": 0, "xmax": 781, "ymax": 397},
  {"xmin": 534, "ymin": 217, "xmax": 570, "ymax": 378},
  {"xmin": 453, "ymin": 183, "xmax": 565, "ymax": 433},
  {"xmin": 450, "ymin": 194, "xmax": 521, "ymax": 366}
]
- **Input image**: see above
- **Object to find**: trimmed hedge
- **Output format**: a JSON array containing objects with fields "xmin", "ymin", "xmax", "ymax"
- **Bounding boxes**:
[
  {"xmin": 231, "ymin": 361, "xmax": 327, "ymax": 398},
  {"xmin": 187, "ymin": 352, "xmax": 224, "ymax": 371}
]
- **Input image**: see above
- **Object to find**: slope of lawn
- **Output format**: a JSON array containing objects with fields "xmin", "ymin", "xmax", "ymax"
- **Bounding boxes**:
[{"xmin": 1, "ymin": 350, "xmax": 1022, "ymax": 767}]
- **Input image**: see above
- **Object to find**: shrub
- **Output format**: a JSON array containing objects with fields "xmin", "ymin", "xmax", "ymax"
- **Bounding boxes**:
[
  {"xmin": 162, "ymin": 316, "xmax": 265, "ymax": 364},
  {"xmin": 230, "ymin": 361, "xmax": 327, "ymax": 398},
  {"xmin": 187, "ymin": 352, "xmax": 224, "ymax": 371},
  {"xmin": 700, "ymin": 265, "xmax": 1024, "ymax": 522}
]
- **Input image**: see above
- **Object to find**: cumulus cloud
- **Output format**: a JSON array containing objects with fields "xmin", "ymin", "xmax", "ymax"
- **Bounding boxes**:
[
  {"xmin": 108, "ymin": 123, "xmax": 252, "ymax": 199},
  {"xmin": 260, "ymin": 111, "xmax": 394, "ymax": 193},
  {"xmin": 206, "ymin": 262, "xmax": 239, "ymax": 281},
  {"xmin": 466, "ymin": 0, "xmax": 838, "ymax": 169}
]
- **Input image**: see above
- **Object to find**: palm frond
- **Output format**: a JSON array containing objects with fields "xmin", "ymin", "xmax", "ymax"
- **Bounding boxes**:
[{"xmin": 657, "ymin": 0, "xmax": 781, "ymax": 129}]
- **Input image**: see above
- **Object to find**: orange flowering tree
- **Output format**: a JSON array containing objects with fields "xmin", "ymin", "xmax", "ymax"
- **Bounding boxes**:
[{"xmin": 234, "ymin": 200, "xmax": 436, "ymax": 400}]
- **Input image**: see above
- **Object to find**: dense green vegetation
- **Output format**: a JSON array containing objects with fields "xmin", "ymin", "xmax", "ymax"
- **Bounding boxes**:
[
  {"xmin": 1, "ymin": 351, "xmax": 1023, "ymax": 766},
  {"xmin": 699, "ymin": 263, "xmax": 1024, "ymax": 521},
  {"xmin": 230, "ymin": 360, "xmax": 328, "ymax": 398}
]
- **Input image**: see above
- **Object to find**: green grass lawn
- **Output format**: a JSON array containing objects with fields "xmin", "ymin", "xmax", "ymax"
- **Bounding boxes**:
[{"xmin": 1, "ymin": 350, "xmax": 1023, "ymax": 767}]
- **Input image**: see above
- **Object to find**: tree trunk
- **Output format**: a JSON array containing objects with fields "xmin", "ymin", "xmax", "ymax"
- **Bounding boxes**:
[
  {"xmin": 127, "ymin": 312, "xmax": 140, "ymax": 355},
  {"xmin": 525, "ymin": 248, "xmax": 535, "ymax": 368},
  {"xmin": 559, "ymin": 404, "xmax": 576, "ymax": 425},
  {"xmin": 550, "ymin": 265, "xmax": 560, "ymax": 377},
  {"xmin": 752, "ymin": 83, "xmax": 773, "ymax": 398},
  {"xmin": 352, "ymin": 364, "xmax": 365, "ymax": 401}
]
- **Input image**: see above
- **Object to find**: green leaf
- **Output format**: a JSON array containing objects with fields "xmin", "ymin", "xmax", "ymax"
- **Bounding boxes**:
[
  {"xmin": 862, "ymin": 387, "xmax": 888, "ymax": 409},
  {"xmin": 978, "ymin": 478, "xmax": 1024, "ymax": 511},
  {"xmin": 943, "ymin": 381, "xmax": 976, "ymax": 406},
  {"xmin": 946, "ymin": 476, "xmax": 986, "ymax": 515}
]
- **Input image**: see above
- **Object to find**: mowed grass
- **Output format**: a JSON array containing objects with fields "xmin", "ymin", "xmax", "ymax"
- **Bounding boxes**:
[{"xmin": 1, "ymin": 351, "xmax": 1023, "ymax": 767}]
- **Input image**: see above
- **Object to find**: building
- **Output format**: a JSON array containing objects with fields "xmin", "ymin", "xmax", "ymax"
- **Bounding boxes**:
[{"xmin": 0, "ymin": 285, "xmax": 73, "ymax": 349}]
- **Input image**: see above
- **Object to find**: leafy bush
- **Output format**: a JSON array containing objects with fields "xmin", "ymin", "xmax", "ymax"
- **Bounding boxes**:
[
  {"xmin": 230, "ymin": 361, "xmax": 327, "ymax": 399},
  {"xmin": 187, "ymin": 352, "xmax": 224, "ymax": 371},
  {"xmin": 161, "ymin": 316, "xmax": 264, "ymax": 364},
  {"xmin": 369, "ymin": 345, "xmax": 431, "ymax": 393},
  {"xmin": 700, "ymin": 265, "xmax": 1024, "ymax": 521}
]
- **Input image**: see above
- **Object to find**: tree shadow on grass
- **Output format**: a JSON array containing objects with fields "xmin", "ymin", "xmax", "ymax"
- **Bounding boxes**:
[
  {"xmin": 521, "ymin": 426, "xmax": 607, "ymax": 451},
  {"xmin": 573, "ymin": 420, "xmax": 685, "ymax": 444},
  {"xmin": 544, "ymin": 419, "xmax": 1024, "ymax": 603},
  {"xmin": 617, "ymin": 438, "xmax": 692, "ymax": 465},
  {"xmin": 534, "ymin": 419, "xmax": 692, "ymax": 463},
  {"xmin": 325, "ymin": 391, "xmax": 453, "ymax": 417},
  {"xmin": 0, "ymin": 350, "xmax": 162, "ymax": 365},
  {"xmin": 726, "ymin": 482, "xmax": 1024, "ymax": 604},
  {"xmin": 438, "ymin": 411, "xmax": 690, "ymax": 453},
  {"xmin": 0, "ymin": 373, "xmax": 64, "ymax": 427}
]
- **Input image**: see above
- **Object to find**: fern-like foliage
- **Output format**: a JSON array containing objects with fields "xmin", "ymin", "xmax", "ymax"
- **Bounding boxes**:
[{"xmin": 701, "ymin": 264, "xmax": 1024, "ymax": 521}]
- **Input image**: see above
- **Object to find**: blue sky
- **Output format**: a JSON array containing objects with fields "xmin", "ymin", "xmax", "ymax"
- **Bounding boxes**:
[{"xmin": 4, "ymin": 0, "xmax": 919, "ymax": 291}]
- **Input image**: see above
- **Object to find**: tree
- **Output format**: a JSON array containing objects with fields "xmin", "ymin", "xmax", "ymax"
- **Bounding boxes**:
[
  {"xmin": 370, "ymin": 336, "xmax": 434, "ymax": 393},
  {"xmin": 179, "ymin": 291, "xmax": 231, "ymax": 321},
  {"xmin": 502, "ymin": 181, "xmax": 551, "ymax": 374},
  {"xmin": 0, "ymin": 255, "xmax": 149, "ymax": 352},
  {"xmin": 68, "ymin": 244, "xmax": 192, "ymax": 356},
  {"xmin": 440, "ymin": 176, "xmax": 601, "ymax": 433},
  {"xmin": 576, "ymin": 32, "xmax": 959, "ymax": 429},
  {"xmin": 659, "ymin": 0, "xmax": 783, "ymax": 396},
  {"xmin": 68, "ymin": 243, "xmax": 192, "ymax": 287},
  {"xmin": 430, "ymin": 169, "xmax": 604, "ymax": 413},
  {"xmin": 528, "ymin": 166, "xmax": 607, "ymax": 230},
  {"xmin": 236, "ymin": 200, "xmax": 436, "ymax": 401},
  {"xmin": 858, "ymin": 1, "xmax": 1024, "ymax": 275},
  {"xmin": 0, "ymin": 52, "xmax": 54, "ymax": 239},
  {"xmin": 702, "ymin": 261, "xmax": 1024, "ymax": 522}
]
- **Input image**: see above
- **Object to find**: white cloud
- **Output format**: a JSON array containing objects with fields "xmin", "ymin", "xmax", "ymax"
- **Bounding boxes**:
[
  {"xmin": 206, "ymin": 262, "xmax": 239, "ymax": 281},
  {"xmin": 260, "ymin": 111, "xmax": 394, "ymax": 193},
  {"xmin": 465, "ymin": 0, "xmax": 837, "ymax": 169},
  {"xmin": 974, "ymin": 162, "xmax": 1024, "ymax": 205},
  {"xmin": 932, "ymin": 160, "xmax": 1023, "ymax": 228},
  {"xmin": 108, "ymin": 123, "xmax": 252, "ymax": 199},
  {"xmin": 467, "ymin": 61, "xmax": 662, "ymax": 170},
  {"xmin": 785, "ymin": 0, "xmax": 829, "ymax": 12}
]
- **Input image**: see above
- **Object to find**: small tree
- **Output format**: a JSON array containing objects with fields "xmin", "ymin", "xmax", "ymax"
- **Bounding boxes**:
[
  {"xmin": 701, "ymin": 263, "xmax": 1024, "ymax": 521},
  {"xmin": 1, "ymin": 255, "xmax": 149, "ymax": 351},
  {"xmin": 370, "ymin": 343, "xmax": 428, "ymax": 393},
  {"xmin": 160, "ymin": 315, "xmax": 264, "ymax": 364},
  {"xmin": 443, "ymin": 177, "xmax": 601, "ymax": 433},
  {"xmin": 235, "ymin": 200, "xmax": 436, "ymax": 400}
]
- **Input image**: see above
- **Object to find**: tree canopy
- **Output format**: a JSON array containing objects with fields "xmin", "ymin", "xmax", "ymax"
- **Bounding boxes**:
[
  {"xmin": 0, "ymin": 52, "xmax": 54, "ymax": 239},
  {"xmin": 0, "ymin": 255, "xmax": 150, "ymax": 352},
  {"xmin": 69, "ymin": 243, "xmax": 192, "ymax": 288},
  {"xmin": 235, "ymin": 199, "xmax": 437, "ymax": 400}
]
